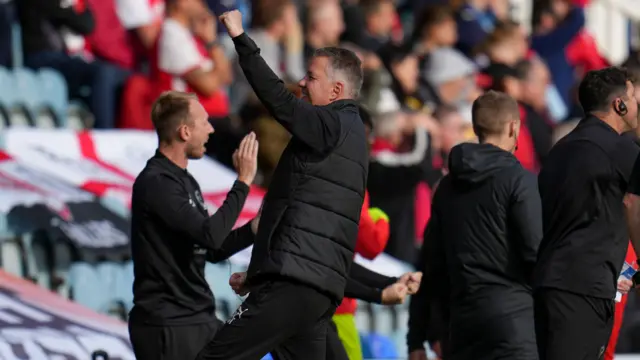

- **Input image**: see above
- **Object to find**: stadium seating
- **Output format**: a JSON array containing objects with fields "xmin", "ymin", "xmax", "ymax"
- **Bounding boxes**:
[
  {"xmin": 37, "ymin": 68, "xmax": 69, "ymax": 128},
  {"xmin": 69, "ymin": 262, "xmax": 105, "ymax": 311},
  {"xmin": 12, "ymin": 68, "xmax": 40, "ymax": 126}
]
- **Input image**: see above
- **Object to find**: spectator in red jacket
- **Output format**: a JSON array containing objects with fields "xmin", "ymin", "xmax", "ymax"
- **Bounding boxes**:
[{"xmin": 332, "ymin": 106, "xmax": 391, "ymax": 360}]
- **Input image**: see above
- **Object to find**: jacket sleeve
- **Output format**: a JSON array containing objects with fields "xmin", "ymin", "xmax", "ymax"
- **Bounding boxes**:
[
  {"xmin": 344, "ymin": 276, "xmax": 382, "ymax": 303},
  {"xmin": 350, "ymin": 262, "xmax": 398, "ymax": 289},
  {"xmin": 510, "ymin": 171, "xmax": 543, "ymax": 281},
  {"xmin": 407, "ymin": 194, "xmax": 448, "ymax": 352},
  {"xmin": 232, "ymin": 33, "xmax": 341, "ymax": 154},
  {"xmin": 206, "ymin": 223, "xmax": 255, "ymax": 263},
  {"xmin": 355, "ymin": 193, "xmax": 390, "ymax": 259},
  {"xmin": 144, "ymin": 175, "xmax": 249, "ymax": 251},
  {"xmin": 531, "ymin": 8, "xmax": 585, "ymax": 55}
]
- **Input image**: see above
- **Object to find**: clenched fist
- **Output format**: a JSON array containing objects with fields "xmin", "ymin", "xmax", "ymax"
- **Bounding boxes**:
[{"xmin": 219, "ymin": 10, "xmax": 245, "ymax": 38}]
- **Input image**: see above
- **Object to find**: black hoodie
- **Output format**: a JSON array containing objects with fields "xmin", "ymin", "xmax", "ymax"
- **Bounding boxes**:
[{"xmin": 407, "ymin": 143, "xmax": 542, "ymax": 360}]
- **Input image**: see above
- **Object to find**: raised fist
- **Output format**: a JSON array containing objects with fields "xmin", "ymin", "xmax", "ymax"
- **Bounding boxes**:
[{"xmin": 219, "ymin": 10, "xmax": 245, "ymax": 38}]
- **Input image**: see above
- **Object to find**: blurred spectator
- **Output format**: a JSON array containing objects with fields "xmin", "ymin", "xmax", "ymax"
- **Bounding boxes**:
[
  {"xmin": 423, "ymin": 47, "xmax": 481, "ymax": 122},
  {"xmin": 516, "ymin": 57, "xmax": 554, "ymax": 165},
  {"xmin": 379, "ymin": 44, "xmax": 425, "ymax": 111},
  {"xmin": 0, "ymin": 0, "xmax": 13, "ymax": 67},
  {"xmin": 624, "ymin": 55, "xmax": 640, "ymax": 104},
  {"xmin": 230, "ymin": 0, "xmax": 304, "ymax": 112},
  {"xmin": 17, "ymin": 0, "xmax": 131, "ymax": 128},
  {"xmin": 86, "ymin": 0, "xmax": 136, "ymax": 70},
  {"xmin": 304, "ymin": 0, "xmax": 344, "ymax": 59},
  {"xmin": 349, "ymin": 0, "xmax": 397, "ymax": 53},
  {"xmin": 453, "ymin": 0, "xmax": 509, "ymax": 57},
  {"xmin": 115, "ymin": 0, "xmax": 164, "ymax": 57},
  {"xmin": 531, "ymin": 0, "xmax": 586, "ymax": 110},
  {"xmin": 475, "ymin": 20, "xmax": 528, "ymax": 68},
  {"xmin": 206, "ymin": 0, "xmax": 251, "ymax": 35},
  {"xmin": 411, "ymin": 4, "xmax": 458, "ymax": 57},
  {"xmin": 150, "ymin": 0, "xmax": 232, "ymax": 117},
  {"xmin": 433, "ymin": 104, "xmax": 468, "ymax": 163},
  {"xmin": 368, "ymin": 112, "xmax": 441, "ymax": 263}
]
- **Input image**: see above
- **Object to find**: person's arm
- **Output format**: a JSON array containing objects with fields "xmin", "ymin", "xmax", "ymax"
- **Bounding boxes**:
[
  {"xmin": 510, "ymin": 171, "xmax": 543, "ymax": 282},
  {"xmin": 183, "ymin": 45, "xmax": 233, "ymax": 96},
  {"xmin": 207, "ymin": 223, "xmax": 255, "ymax": 263},
  {"xmin": 350, "ymin": 262, "xmax": 397, "ymax": 289},
  {"xmin": 531, "ymin": 7, "xmax": 585, "ymax": 56},
  {"xmin": 344, "ymin": 276, "xmax": 383, "ymax": 303},
  {"xmin": 407, "ymin": 196, "xmax": 446, "ymax": 353},
  {"xmin": 43, "ymin": 0, "xmax": 94, "ymax": 35},
  {"xmin": 144, "ymin": 175, "xmax": 249, "ymax": 251},
  {"xmin": 231, "ymin": 32, "xmax": 342, "ymax": 153},
  {"xmin": 114, "ymin": 0, "xmax": 160, "ymax": 49}
]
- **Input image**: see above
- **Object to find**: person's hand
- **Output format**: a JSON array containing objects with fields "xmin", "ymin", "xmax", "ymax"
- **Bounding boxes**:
[
  {"xmin": 219, "ymin": 10, "xmax": 245, "ymax": 38},
  {"xmin": 398, "ymin": 272, "xmax": 423, "ymax": 295},
  {"xmin": 233, "ymin": 132, "xmax": 259, "ymax": 186},
  {"xmin": 408, "ymin": 349, "xmax": 428, "ymax": 360},
  {"xmin": 430, "ymin": 341, "xmax": 443, "ymax": 359},
  {"xmin": 229, "ymin": 272, "xmax": 249, "ymax": 296},
  {"xmin": 618, "ymin": 278, "xmax": 633, "ymax": 295},
  {"xmin": 381, "ymin": 282, "xmax": 408, "ymax": 305},
  {"xmin": 193, "ymin": 12, "xmax": 216, "ymax": 43}
]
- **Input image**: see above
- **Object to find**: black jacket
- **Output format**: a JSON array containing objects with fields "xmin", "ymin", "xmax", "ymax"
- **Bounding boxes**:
[
  {"xmin": 407, "ymin": 143, "xmax": 542, "ymax": 360},
  {"xmin": 232, "ymin": 33, "xmax": 369, "ymax": 302},
  {"xmin": 129, "ymin": 151, "xmax": 254, "ymax": 326}
]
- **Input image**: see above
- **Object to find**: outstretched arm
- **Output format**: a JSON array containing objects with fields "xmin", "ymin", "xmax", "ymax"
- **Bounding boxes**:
[{"xmin": 221, "ymin": 11, "xmax": 342, "ymax": 153}]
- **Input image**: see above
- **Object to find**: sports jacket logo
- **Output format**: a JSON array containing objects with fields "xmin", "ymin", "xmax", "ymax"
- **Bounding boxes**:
[{"xmin": 226, "ymin": 305, "xmax": 248, "ymax": 324}]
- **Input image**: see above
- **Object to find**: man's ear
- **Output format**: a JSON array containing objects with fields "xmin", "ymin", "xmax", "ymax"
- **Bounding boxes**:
[
  {"xmin": 178, "ymin": 124, "xmax": 190, "ymax": 142},
  {"xmin": 332, "ymin": 81, "xmax": 345, "ymax": 100}
]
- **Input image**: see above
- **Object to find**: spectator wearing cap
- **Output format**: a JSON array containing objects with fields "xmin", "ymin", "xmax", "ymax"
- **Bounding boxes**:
[{"xmin": 423, "ymin": 47, "xmax": 482, "ymax": 123}]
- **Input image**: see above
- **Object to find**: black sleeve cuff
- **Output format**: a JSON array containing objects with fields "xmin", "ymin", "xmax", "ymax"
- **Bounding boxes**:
[
  {"xmin": 232, "ymin": 32, "xmax": 259, "ymax": 56},
  {"xmin": 232, "ymin": 180, "xmax": 251, "ymax": 195}
]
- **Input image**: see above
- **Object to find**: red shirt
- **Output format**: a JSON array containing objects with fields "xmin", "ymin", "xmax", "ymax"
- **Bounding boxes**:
[
  {"xmin": 514, "ymin": 105, "xmax": 539, "ymax": 172},
  {"xmin": 150, "ymin": 19, "xmax": 229, "ymax": 117}
]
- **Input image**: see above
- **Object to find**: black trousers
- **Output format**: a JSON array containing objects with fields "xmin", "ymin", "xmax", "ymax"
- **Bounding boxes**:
[
  {"xmin": 129, "ymin": 319, "xmax": 222, "ymax": 360},
  {"xmin": 196, "ymin": 279, "xmax": 335, "ymax": 360},
  {"xmin": 325, "ymin": 320, "xmax": 349, "ymax": 360},
  {"xmin": 534, "ymin": 288, "xmax": 615, "ymax": 360}
]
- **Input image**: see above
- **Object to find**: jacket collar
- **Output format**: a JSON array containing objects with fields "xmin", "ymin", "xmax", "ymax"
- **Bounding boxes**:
[{"xmin": 151, "ymin": 150, "xmax": 190, "ymax": 178}]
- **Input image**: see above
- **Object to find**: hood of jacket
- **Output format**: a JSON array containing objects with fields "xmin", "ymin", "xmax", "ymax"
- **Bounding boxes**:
[{"xmin": 448, "ymin": 142, "xmax": 519, "ymax": 185}]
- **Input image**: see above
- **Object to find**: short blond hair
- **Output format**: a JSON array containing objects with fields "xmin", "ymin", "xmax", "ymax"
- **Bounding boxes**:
[
  {"xmin": 472, "ymin": 90, "xmax": 520, "ymax": 140},
  {"xmin": 150, "ymin": 91, "xmax": 197, "ymax": 142}
]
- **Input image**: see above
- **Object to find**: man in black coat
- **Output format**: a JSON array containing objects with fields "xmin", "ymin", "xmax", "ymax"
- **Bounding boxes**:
[
  {"xmin": 196, "ymin": 10, "xmax": 369, "ymax": 360},
  {"xmin": 407, "ymin": 91, "xmax": 542, "ymax": 360}
]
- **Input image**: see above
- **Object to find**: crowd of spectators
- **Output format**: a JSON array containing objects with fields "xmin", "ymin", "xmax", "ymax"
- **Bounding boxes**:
[{"xmin": 1, "ymin": 0, "xmax": 640, "ymax": 266}]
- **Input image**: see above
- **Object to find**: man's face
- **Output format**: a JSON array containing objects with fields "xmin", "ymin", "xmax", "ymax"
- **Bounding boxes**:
[
  {"xmin": 184, "ymin": 99, "xmax": 214, "ymax": 159},
  {"xmin": 623, "ymin": 81, "xmax": 639, "ymax": 130},
  {"xmin": 299, "ymin": 56, "xmax": 336, "ymax": 106},
  {"xmin": 522, "ymin": 61, "xmax": 549, "ymax": 106}
]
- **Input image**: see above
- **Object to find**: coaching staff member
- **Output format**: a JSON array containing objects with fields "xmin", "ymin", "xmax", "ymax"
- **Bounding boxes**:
[
  {"xmin": 128, "ymin": 91, "xmax": 260, "ymax": 360},
  {"xmin": 407, "ymin": 91, "xmax": 542, "ymax": 360},
  {"xmin": 535, "ymin": 67, "xmax": 640, "ymax": 360},
  {"xmin": 196, "ymin": 10, "xmax": 369, "ymax": 360}
]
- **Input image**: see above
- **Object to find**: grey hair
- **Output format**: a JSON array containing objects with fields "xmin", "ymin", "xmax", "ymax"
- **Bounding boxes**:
[{"xmin": 313, "ymin": 47, "xmax": 364, "ymax": 99}]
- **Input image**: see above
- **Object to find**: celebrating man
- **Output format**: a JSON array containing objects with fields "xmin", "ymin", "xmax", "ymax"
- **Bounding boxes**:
[{"xmin": 196, "ymin": 9, "xmax": 369, "ymax": 360}]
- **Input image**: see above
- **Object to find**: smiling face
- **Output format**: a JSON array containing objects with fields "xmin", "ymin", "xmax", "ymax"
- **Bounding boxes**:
[{"xmin": 299, "ymin": 56, "xmax": 336, "ymax": 106}]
